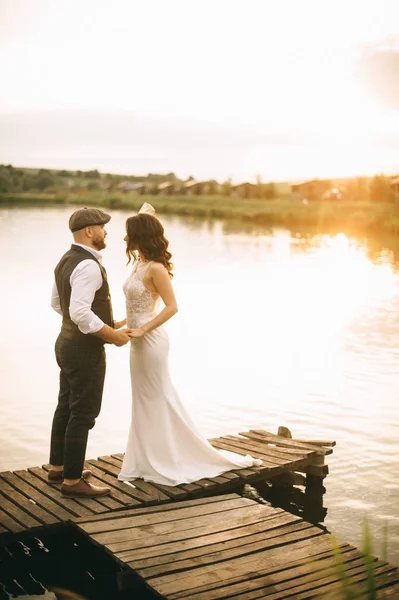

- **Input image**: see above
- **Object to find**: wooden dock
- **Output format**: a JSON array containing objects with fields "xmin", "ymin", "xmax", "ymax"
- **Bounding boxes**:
[
  {"xmin": 0, "ymin": 428, "xmax": 332, "ymax": 541},
  {"xmin": 1, "ymin": 427, "xmax": 399, "ymax": 598},
  {"xmin": 76, "ymin": 493, "xmax": 399, "ymax": 599}
]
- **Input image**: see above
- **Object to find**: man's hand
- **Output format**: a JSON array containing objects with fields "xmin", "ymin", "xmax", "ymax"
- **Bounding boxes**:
[
  {"xmin": 92, "ymin": 324, "xmax": 132, "ymax": 346},
  {"xmin": 112, "ymin": 328, "xmax": 133, "ymax": 346}
]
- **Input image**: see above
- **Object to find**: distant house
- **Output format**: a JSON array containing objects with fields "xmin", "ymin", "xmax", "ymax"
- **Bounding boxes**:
[
  {"xmin": 184, "ymin": 180, "xmax": 205, "ymax": 195},
  {"xmin": 291, "ymin": 180, "xmax": 329, "ymax": 202},
  {"xmin": 116, "ymin": 181, "xmax": 135, "ymax": 193},
  {"xmin": 390, "ymin": 176, "xmax": 399, "ymax": 204},
  {"xmin": 231, "ymin": 182, "xmax": 257, "ymax": 199},
  {"xmin": 157, "ymin": 181, "xmax": 177, "ymax": 195},
  {"xmin": 133, "ymin": 182, "xmax": 152, "ymax": 195}
]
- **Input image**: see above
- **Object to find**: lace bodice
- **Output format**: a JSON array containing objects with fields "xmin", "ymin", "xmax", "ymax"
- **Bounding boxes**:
[{"xmin": 123, "ymin": 261, "xmax": 160, "ymax": 328}]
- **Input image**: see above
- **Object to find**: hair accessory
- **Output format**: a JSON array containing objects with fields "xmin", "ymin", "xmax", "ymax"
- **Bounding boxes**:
[{"xmin": 138, "ymin": 202, "xmax": 156, "ymax": 216}]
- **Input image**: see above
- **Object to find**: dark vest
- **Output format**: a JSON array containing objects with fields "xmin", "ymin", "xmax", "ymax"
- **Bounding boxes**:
[{"xmin": 55, "ymin": 244, "xmax": 113, "ymax": 344}]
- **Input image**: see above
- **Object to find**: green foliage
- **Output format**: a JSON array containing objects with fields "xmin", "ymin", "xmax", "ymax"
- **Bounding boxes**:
[
  {"xmin": 369, "ymin": 175, "xmax": 394, "ymax": 203},
  {"xmin": 343, "ymin": 177, "xmax": 369, "ymax": 202},
  {"xmin": 327, "ymin": 518, "xmax": 390, "ymax": 599},
  {"xmin": 84, "ymin": 169, "xmax": 100, "ymax": 179}
]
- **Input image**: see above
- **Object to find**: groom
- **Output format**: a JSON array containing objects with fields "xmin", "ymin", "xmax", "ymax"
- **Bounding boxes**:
[{"xmin": 49, "ymin": 207, "xmax": 132, "ymax": 498}]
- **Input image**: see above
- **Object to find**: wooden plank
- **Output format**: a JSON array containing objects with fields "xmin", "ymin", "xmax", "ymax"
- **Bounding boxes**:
[
  {"xmin": 168, "ymin": 544, "xmax": 354, "ymax": 599},
  {"xmin": 125, "ymin": 520, "xmax": 313, "ymax": 571},
  {"xmin": 201, "ymin": 558, "xmax": 375, "ymax": 600},
  {"xmin": 214, "ymin": 471, "xmax": 240, "ymax": 482},
  {"xmin": 207, "ymin": 555, "xmax": 367, "ymax": 600},
  {"xmin": 85, "ymin": 460, "xmax": 151, "ymax": 504},
  {"xmin": 104, "ymin": 506, "xmax": 287, "ymax": 554},
  {"xmin": 292, "ymin": 565, "xmax": 399, "ymax": 600},
  {"xmin": 116, "ymin": 511, "xmax": 298, "ymax": 563},
  {"xmin": 265, "ymin": 562, "xmax": 398, "ymax": 600},
  {"xmin": 98, "ymin": 455, "xmax": 127, "ymax": 469},
  {"xmin": 110, "ymin": 453, "xmax": 124, "ymax": 460},
  {"xmin": 0, "ymin": 491, "xmax": 43, "ymax": 530},
  {"xmin": 13, "ymin": 469, "xmax": 94, "ymax": 518},
  {"xmin": 29, "ymin": 466, "xmax": 106, "ymax": 515},
  {"xmin": 300, "ymin": 464, "xmax": 329, "ymax": 477},
  {"xmin": 209, "ymin": 439, "xmax": 277, "ymax": 467},
  {"xmin": 76, "ymin": 493, "xmax": 242, "ymax": 525},
  {"xmin": 179, "ymin": 482, "xmax": 205, "ymax": 494},
  {"xmin": 146, "ymin": 482, "xmax": 189, "ymax": 501},
  {"xmin": 126, "ymin": 479, "xmax": 172, "ymax": 503},
  {"xmin": 0, "ymin": 479, "xmax": 59, "ymax": 526},
  {"xmin": 187, "ymin": 479, "xmax": 219, "ymax": 492},
  {"xmin": 380, "ymin": 584, "xmax": 399, "ymax": 598},
  {"xmin": 174, "ymin": 547, "xmax": 361, "ymax": 600},
  {"xmin": 220, "ymin": 435, "xmax": 313, "ymax": 460},
  {"xmin": 93, "ymin": 503, "xmax": 274, "ymax": 547},
  {"xmin": 211, "ymin": 440, "xmax": 310, "ymax": 474},
  {"xmin": 242, "ymin": 430, "xmax": 332, "ymax": 455},
  {"xmin": 231, "ymin": 467, "xmax": 265, "ymax": 482},
  {"xmin": 149, "ymin": 535, "xmax": 335, "ymax": 596},
  {"xmin": 0, "ymin": 505, "xmax": 27, "ymax": 533},
  {"xmin": 213, "ymin": 437, "xmax": 311, "ymax": 466},
  {"xmin": 135, "ymin": 522, "xmax": 323, "ymax": 579},
  {"xmin": 0, "ymin": 471, "xmax": 75, "ymax": 522},
  {"xmin": 81, "ymin": 497, "xmax": 257, "ymax": 536},
  {"xmin": 295, "ymin": 439, "xmax": 336, "ymax": 447}
]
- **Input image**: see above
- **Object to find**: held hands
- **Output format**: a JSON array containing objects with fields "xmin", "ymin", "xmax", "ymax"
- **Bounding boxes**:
[
  {"xmin": 129, "ymin": 327, "xmax": 146, "ymax": 339},
  {"xmin": 111, "ymin": 317, "xmax": 131, "ymax": 347},
  {"xmin": 112, "ymin": 327, "xmax": 133, "ymax": 346}
]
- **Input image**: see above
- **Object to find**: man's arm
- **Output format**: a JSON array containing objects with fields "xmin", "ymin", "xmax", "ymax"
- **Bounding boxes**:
[
  {"xmin": 70, "ymin": 260, "xmax": 132, "ymax": 346},
  {"xmin": 51, "ymin": 280, "xmax": 63, "ymax": 316},
  {"xmin": 69, "ymin": 260, "xmax": 105, "ymax": 334}
]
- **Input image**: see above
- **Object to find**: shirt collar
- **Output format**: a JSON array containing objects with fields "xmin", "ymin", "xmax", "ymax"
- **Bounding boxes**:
[{"xmin": 73, "ymin": 243, "xmax": 103, "ymax": 262}]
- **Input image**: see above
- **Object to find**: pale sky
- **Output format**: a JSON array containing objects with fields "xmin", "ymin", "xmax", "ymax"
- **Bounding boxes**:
[{"xmin": 1, "ymin": 0, "xmax": 399, "ymax": 182}]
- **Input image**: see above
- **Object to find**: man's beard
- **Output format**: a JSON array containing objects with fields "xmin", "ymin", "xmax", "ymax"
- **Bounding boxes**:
[{"xmin": 92, "ymin": 237, "xmax": 106, "ymax": 250}]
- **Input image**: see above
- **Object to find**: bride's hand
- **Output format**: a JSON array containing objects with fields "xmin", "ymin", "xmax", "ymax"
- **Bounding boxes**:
[
  {"xmin": 129, "ymin": 328, "xmax": 145, "ymax": 338},
  {"xmin": 114, "ymin": 318, "xmax": 127, "ymax": 329}
]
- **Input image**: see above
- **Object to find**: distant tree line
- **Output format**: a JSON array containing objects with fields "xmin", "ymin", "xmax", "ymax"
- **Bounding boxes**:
[{"xmin": 0, "ymin": 164, "xmax": 396, "ymax": 202}]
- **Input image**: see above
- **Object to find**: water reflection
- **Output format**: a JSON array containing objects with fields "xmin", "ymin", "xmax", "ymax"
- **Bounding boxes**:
[
  {"xmin": 1, "ymin": 207, "xmax": 398, "ymax": 566},
  {"xmin": 221, "ymin": 217, "xmax": 399, "ymax": 267}
]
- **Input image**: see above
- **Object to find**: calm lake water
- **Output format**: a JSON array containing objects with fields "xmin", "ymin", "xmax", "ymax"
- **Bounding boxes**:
[{"xmin": 1, "ymin": 206, "xmax": 398, "ymax": 566}]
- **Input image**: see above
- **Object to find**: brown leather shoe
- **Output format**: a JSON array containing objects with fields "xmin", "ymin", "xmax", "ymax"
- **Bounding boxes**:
[
  {"xmin": 61, "ymin": 478, "xmax": 111, "ymax": 498},
  {"xmin": 48, "ymin": 469, "xmax": 92, "ymax": 483}
]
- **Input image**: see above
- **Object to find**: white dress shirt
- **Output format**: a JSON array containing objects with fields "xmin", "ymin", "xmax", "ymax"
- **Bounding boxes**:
[{"xmin": 51, "ymin": 243, "xmax": 106, "ymax": 335}]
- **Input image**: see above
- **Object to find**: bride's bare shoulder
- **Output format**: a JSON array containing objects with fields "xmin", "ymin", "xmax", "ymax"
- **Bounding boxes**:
[{"xmin": 150, "ymin": 261, "xmax": 168, "ymax": 273}]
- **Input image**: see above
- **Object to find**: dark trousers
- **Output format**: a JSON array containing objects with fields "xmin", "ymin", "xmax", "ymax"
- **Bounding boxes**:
[{"xmin": 49, "ymin": 335, "xmax": 106, "ymax": 479}]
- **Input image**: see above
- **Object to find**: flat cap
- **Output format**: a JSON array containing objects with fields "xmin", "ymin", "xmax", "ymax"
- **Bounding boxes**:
[{"xmin": 69, "ymin": 207, "xmax": 111, "ymax": 232}]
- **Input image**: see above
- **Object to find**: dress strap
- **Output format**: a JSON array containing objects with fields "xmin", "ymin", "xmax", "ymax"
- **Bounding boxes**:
[{"xmin": 136, "ymin": 260, "xmax": 153, "ymax": 280}]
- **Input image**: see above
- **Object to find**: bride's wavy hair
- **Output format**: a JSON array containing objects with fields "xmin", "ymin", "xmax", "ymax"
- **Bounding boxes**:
[{"xmin": 125, "ymin": 213, "xmax": 174, "ymax": 278}]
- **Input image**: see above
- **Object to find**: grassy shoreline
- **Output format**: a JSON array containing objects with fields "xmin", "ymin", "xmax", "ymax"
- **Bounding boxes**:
[{"xmin": 1, "ymin": 191, "xmax": 399, "ymax": 236}]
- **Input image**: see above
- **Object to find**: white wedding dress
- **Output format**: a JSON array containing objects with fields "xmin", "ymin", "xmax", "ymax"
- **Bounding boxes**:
[{"xmin": 118, "ymin": 260, "xmax": 262, "ymax": 486}]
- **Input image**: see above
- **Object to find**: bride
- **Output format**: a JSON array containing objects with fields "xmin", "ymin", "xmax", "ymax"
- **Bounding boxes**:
[{"xmin": 118, "ymin": 203, "xmax": 262, "ymax": 486}]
